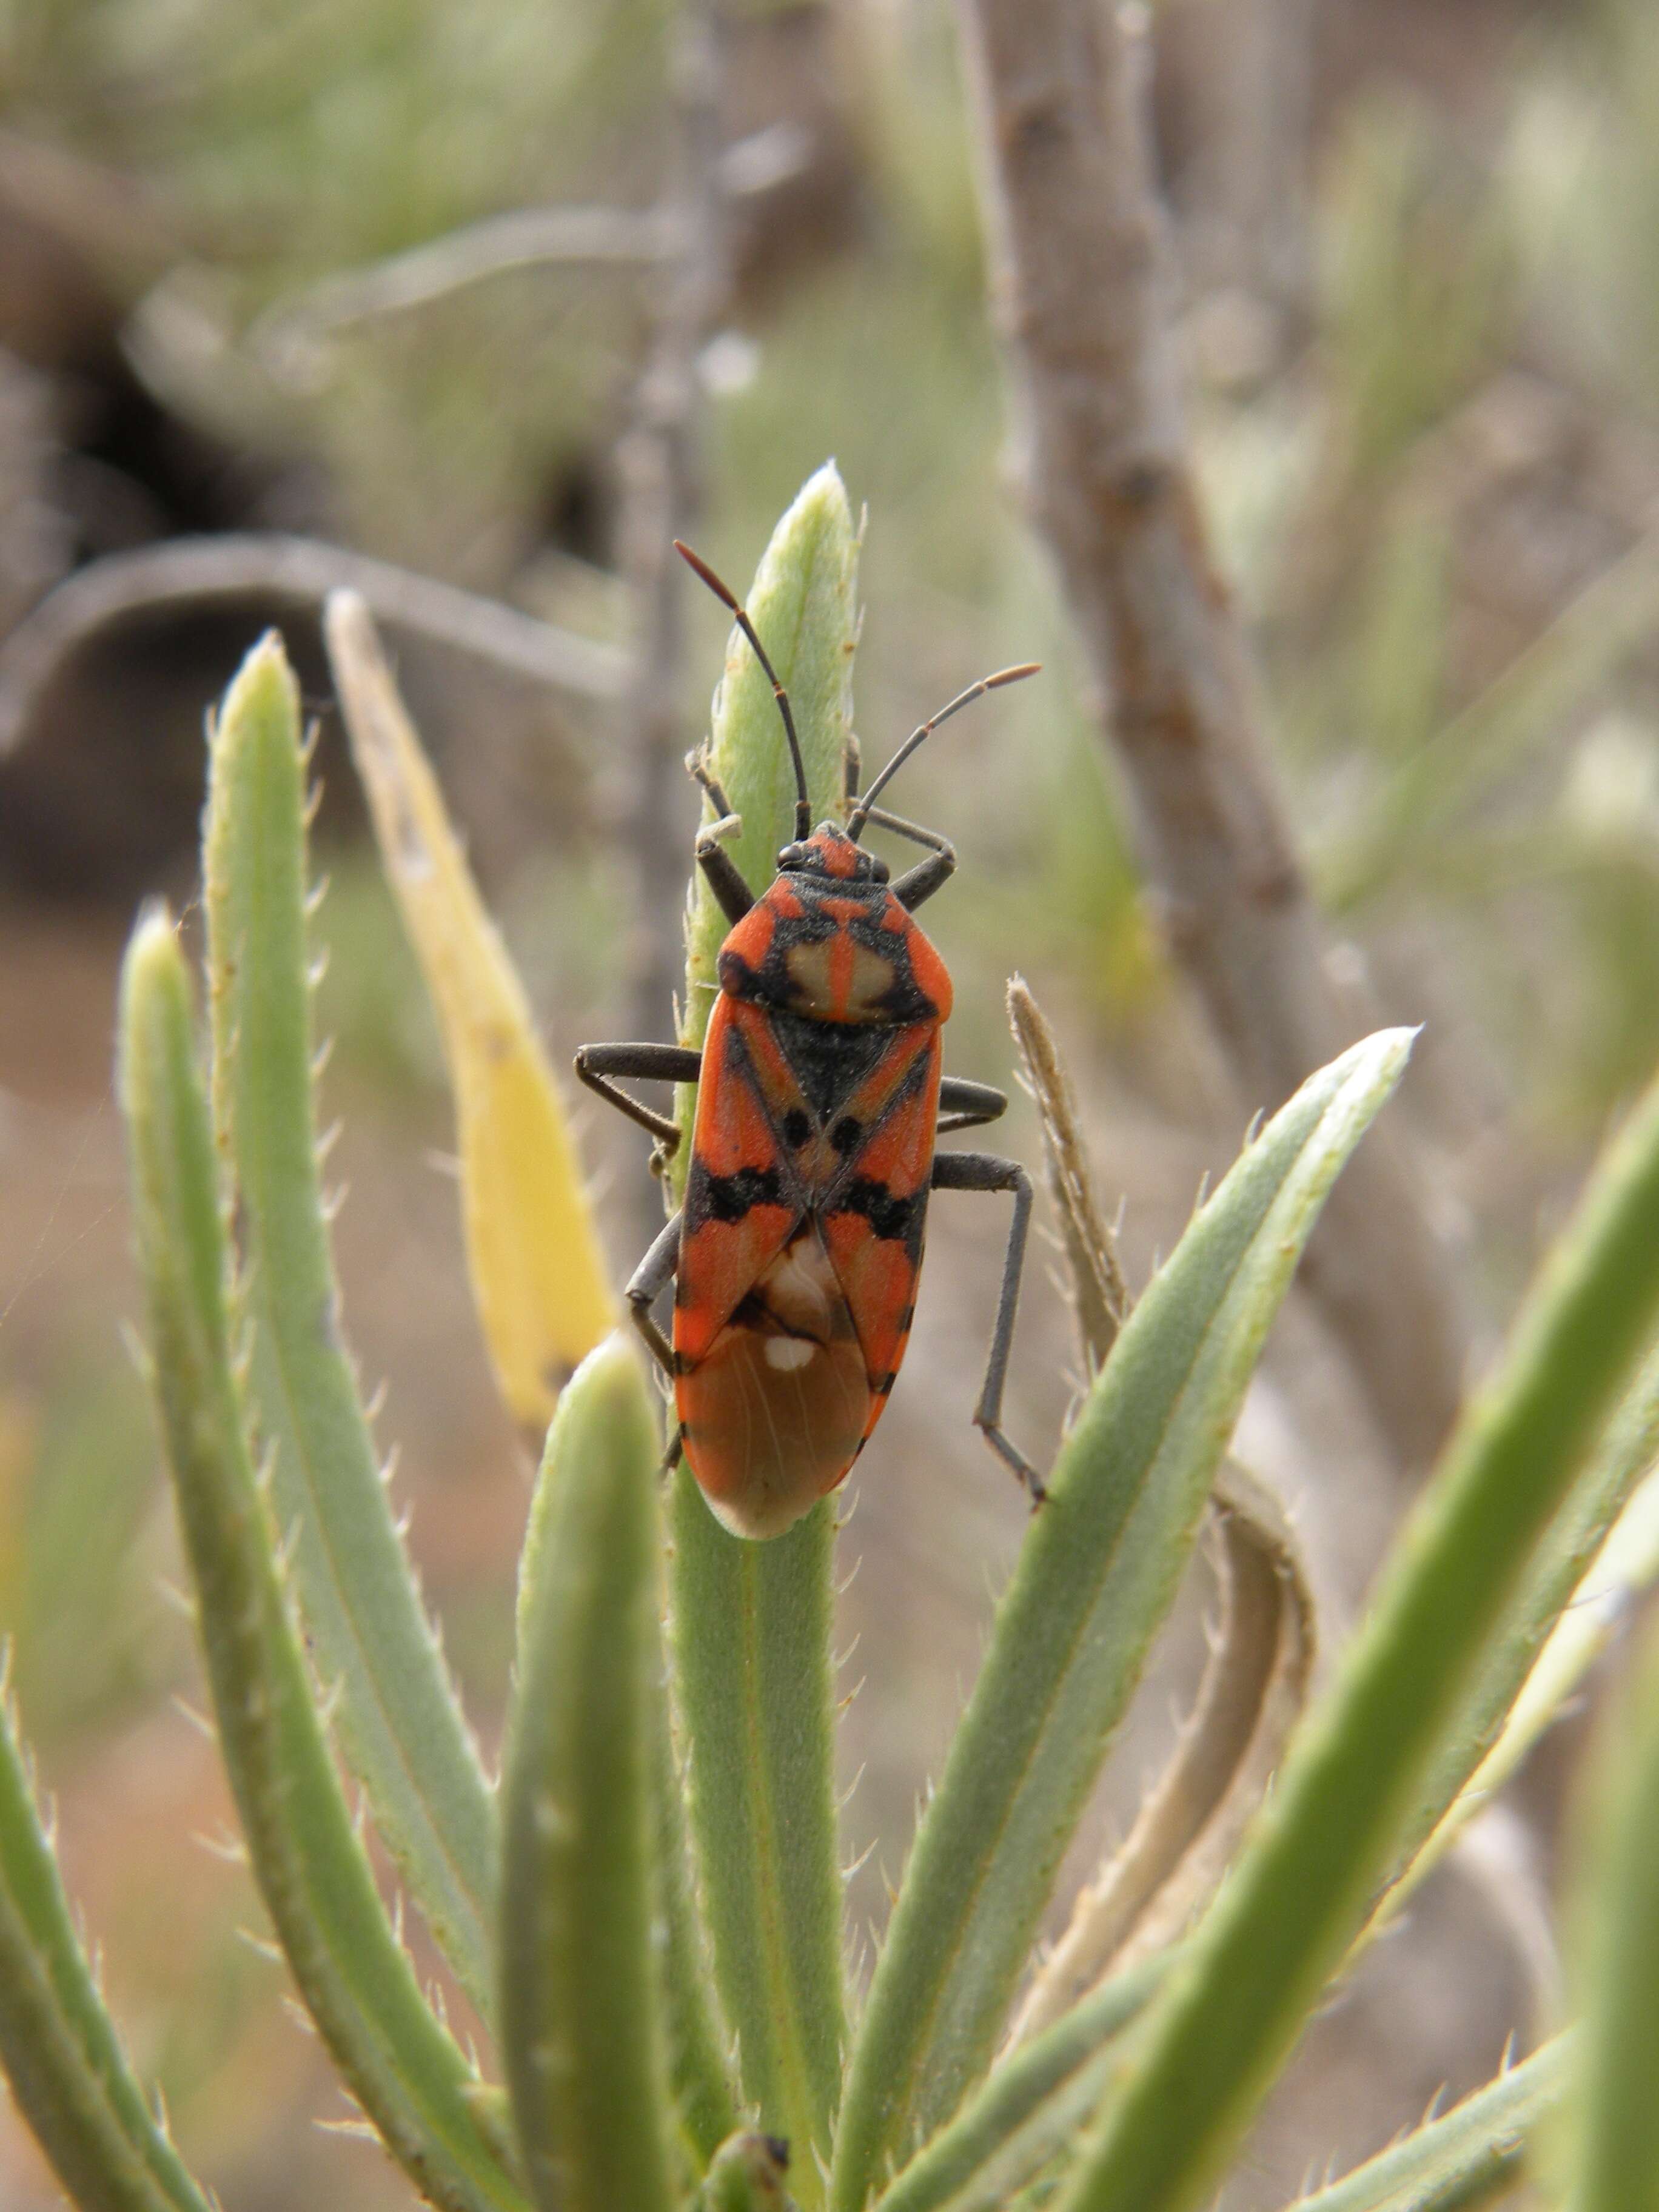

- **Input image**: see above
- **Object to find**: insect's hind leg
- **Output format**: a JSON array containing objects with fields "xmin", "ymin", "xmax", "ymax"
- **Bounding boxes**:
[{"xmin": 931, "ymin": 1150, "xmax": 1044, "ymax": 1505}]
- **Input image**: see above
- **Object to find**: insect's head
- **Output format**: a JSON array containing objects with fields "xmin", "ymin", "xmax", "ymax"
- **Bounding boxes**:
[{"xmin": 778, "ymin": 823, "xmax": 890, "ymax": 885}]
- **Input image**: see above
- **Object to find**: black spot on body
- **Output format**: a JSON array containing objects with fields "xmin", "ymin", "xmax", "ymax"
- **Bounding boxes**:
[
  {"xmin": 831, "ymin": 1116, "xmax": 863, "ymax": 1156},
  {"xmin": 783, "ymin": 1107, "xmax": 813, "ymax": 1148}
]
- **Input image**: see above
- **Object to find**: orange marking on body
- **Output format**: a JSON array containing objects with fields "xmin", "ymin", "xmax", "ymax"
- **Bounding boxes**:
[
  {"xmin": 827, "ymin": 927, "xmax": 857, "ymax": 1020},
  {"xmin": 808, "ymin": 831, "xmax": 862, "ymax": 880},
  {"xmin": 902, "ymin": 919, "xmax": 953, "ymax": 1021},
  {"xmin": 720, "ymin": 898, "xmax": 779, "ymax": 976}
]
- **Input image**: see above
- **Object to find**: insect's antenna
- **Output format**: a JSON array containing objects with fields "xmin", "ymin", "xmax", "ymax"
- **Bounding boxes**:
[
  {"xmin": 847, "ymin": 662, "xmax": 1041, "ymax": 840},
  {"xmin": 675, "ymin": 540, "xmax": 811, "ymax": 839}
]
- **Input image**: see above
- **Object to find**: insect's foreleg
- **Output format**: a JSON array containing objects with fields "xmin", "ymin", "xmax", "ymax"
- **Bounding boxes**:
[
  {"xmin": 695, "ymin": 819, "xmax": 758, "ymax": 926},
  {"xmin": 937, "ymin": 1076, "xmax": 1008, "ymax": 1135},
  {"xmin": 931, "ymin": 1150, "xmax": 1044, "ymax": 1505},
  {"xmin": 625, "ymin": 1208, "xmax": 683, "ymax": 1389},
  {"xmin": 859, "ymin": 802, "xmax": 957, "ymax": 910},
  {"xmin": 686, "ymin": 752, "xmax": 758, "ymax": 924},
  {"xmin": 573, "ymin": 1043, "xmax": 702, "ymax": 1169}
]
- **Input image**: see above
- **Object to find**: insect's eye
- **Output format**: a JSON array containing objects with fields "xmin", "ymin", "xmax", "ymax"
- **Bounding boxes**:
[
  {"xmin": 870, "ymin": 856, "xmax": 890, "ymax": 883},
  {"xmin": 778, "ymin": 843, "xmax": 805, "ymax": 868}
]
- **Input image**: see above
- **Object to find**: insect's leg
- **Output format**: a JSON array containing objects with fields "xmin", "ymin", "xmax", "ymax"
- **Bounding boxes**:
[
  {"xmin": 625, "ymin": 1208, "xmax": 683, "ymax": 1384},
  {"xmin": 574, "ymin": 1042, "xmax": 702, "ymax": 1171},
  {"xmin": 684, "ymin": 750, "xmax": 759, "ymax": 923},
  {"xmin": 859, "ymin": 802, "xmax": 957, "ymax": 911},
  {"xmin": 937, "ymin": 1076, "xmax": 1008, "ymax": 1135},
  {"xmin": 695, "ymin": 816, "xmax": 757, "ymax": 926},
  {"xmin": 930, "ymin": 1150, "xmax": 1044, "ymax": 1505},
  {"xmin": 685, "ymin": 748, "xmax": 736, "ymax": 820}
]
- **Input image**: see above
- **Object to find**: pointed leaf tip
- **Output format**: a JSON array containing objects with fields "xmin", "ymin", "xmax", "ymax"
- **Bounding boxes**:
[{"xmin": 215, "ymin": 631, "xmax": 301, "ymax": 746}]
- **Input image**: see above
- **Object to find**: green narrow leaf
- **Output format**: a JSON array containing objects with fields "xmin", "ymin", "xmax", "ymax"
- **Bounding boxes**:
[
  {"xmin": 119, "ymin": 908, "xmax": 523, "ymax": 2212},
  {"xmin": 653, "ymin": 1691, "xmax": 743, "ymax": 2168},
  {"xmin": 510, "ymin": 1356, "xmax": 739, "ymax": 2176},
  {"xmin": 872, "ymin": 1958, "xmax": 1164, "ymax": 2212},
  {"xmin": 666, "ymin": 465, "xmax": 859, "ymax": 2194},
  {"xmin": 1288, "ymin": 2036, "xmax": 1568, "ymax": 2212},
  {"xmin": 202, "ymin": 635, "xmax": 497, "ymax": 2013},
  {"xmin": 0, "ymin": 1677, "xmax": 216, "ymax": 2212},
  {"xmin": 500, "ymin": 1337, "xmax": 679, "ymax": 2212},
  {"xmin": 671, "ymin": 1485, "xmax": 842, "ymax": 2185},
  {"xmin": 1572, "ymin": 1598, "xmax": 1659, "ymax": 2212},
  {"xmin": 830, "ymin": 1029, "xmax": 1415, "ymax": 2210},
  {"xmin": 1060, "ymin": 1052, "xmax": 1659, "ymax": 2212}
]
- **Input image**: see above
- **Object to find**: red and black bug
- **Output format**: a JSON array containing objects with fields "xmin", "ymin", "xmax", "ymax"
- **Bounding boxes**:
[{"xmin": 575, "ymin": 542, "xmax": 1041, "ymax": 1540}]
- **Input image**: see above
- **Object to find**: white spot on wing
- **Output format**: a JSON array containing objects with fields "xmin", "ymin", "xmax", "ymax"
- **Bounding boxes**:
[{"xmin": 765, "ymin": 1335, "xmax": 817, "ymax": 1372}]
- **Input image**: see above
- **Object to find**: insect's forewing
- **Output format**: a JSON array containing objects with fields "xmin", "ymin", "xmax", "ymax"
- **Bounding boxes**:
[
  {"xmin": 819, "ymin": 1025, "xmax": 942, "ymax": 1449},
  {"xmin": 676, "ymin": 997, "xmax": 869, "ymax": 1537}
]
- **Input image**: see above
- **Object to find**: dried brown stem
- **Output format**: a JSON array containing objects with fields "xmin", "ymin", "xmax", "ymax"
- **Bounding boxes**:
[
  {"xmin": 1005, "ymin": 978, "xmax": 1318, "ymax": 2040},
  {"xmin": 0, "ymin": 532, "xmax": 626, "ymax": 754},
  {"xmin": 1008, "ymin": 977, "xmax": 1128, "ymax": 1366},
  {"xmin": 960, "ymin": 0, "xmax": 1464, "ymax": 1473},
  {"xmin": 1010, "ymin": 1466, "xmax": 1315, "ymax": 2043}
]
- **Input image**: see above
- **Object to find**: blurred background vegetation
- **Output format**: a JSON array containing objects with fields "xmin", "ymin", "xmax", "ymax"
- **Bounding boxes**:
[{"xmin": 3, "ymin": 0, "xmax": 1658, "ymax": 2203}]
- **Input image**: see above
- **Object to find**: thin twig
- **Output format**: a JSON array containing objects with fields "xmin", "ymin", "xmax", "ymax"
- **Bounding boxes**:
[
  {"xmin": 960, "ymin": 0, "xmax": 1464, "ymax": 1474},
  {"xmin": 0, "ymin": 532, "xmax": 626, "ymax": 754},
  {"xmin": 250, "ymin": 205, "xmax": 674, "ymax": 371},
  {"xmin": 1004, "ymin": 978, "xmax": 1319, "ymax": 2041},
  {"xmin": 248, "ymin": 125, "xmax": 809, "ymax": 373}
]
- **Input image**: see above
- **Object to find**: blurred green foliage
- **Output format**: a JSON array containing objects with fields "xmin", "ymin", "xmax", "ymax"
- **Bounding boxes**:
[{"xmin": 0, "ymin": 1359, "xmax": 169, "ymax": 1749}]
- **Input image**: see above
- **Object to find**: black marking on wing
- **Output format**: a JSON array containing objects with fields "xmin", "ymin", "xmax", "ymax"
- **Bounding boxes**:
[
  {"xmin": 706, "ymin": 1165, "xmax": 783, "ymax": 1221},
  {"xmin": 682, "ymin": 1156, "xmax": 787, "ymax": 1239},
  {"xmin": 834, "ymin": 1177, "xmax": 924, "ymax": 1245}
]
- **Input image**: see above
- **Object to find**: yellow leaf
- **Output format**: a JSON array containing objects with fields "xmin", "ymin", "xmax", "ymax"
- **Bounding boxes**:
[{"xmin": 324, "ymin": 590, "xmax": 616, "ymax": 1427}]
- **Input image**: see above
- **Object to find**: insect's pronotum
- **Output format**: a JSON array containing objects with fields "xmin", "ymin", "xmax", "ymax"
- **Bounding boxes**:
[{"xmin": 575, "ymin": 542, "xmax": 1040, "ymax": 1540}]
